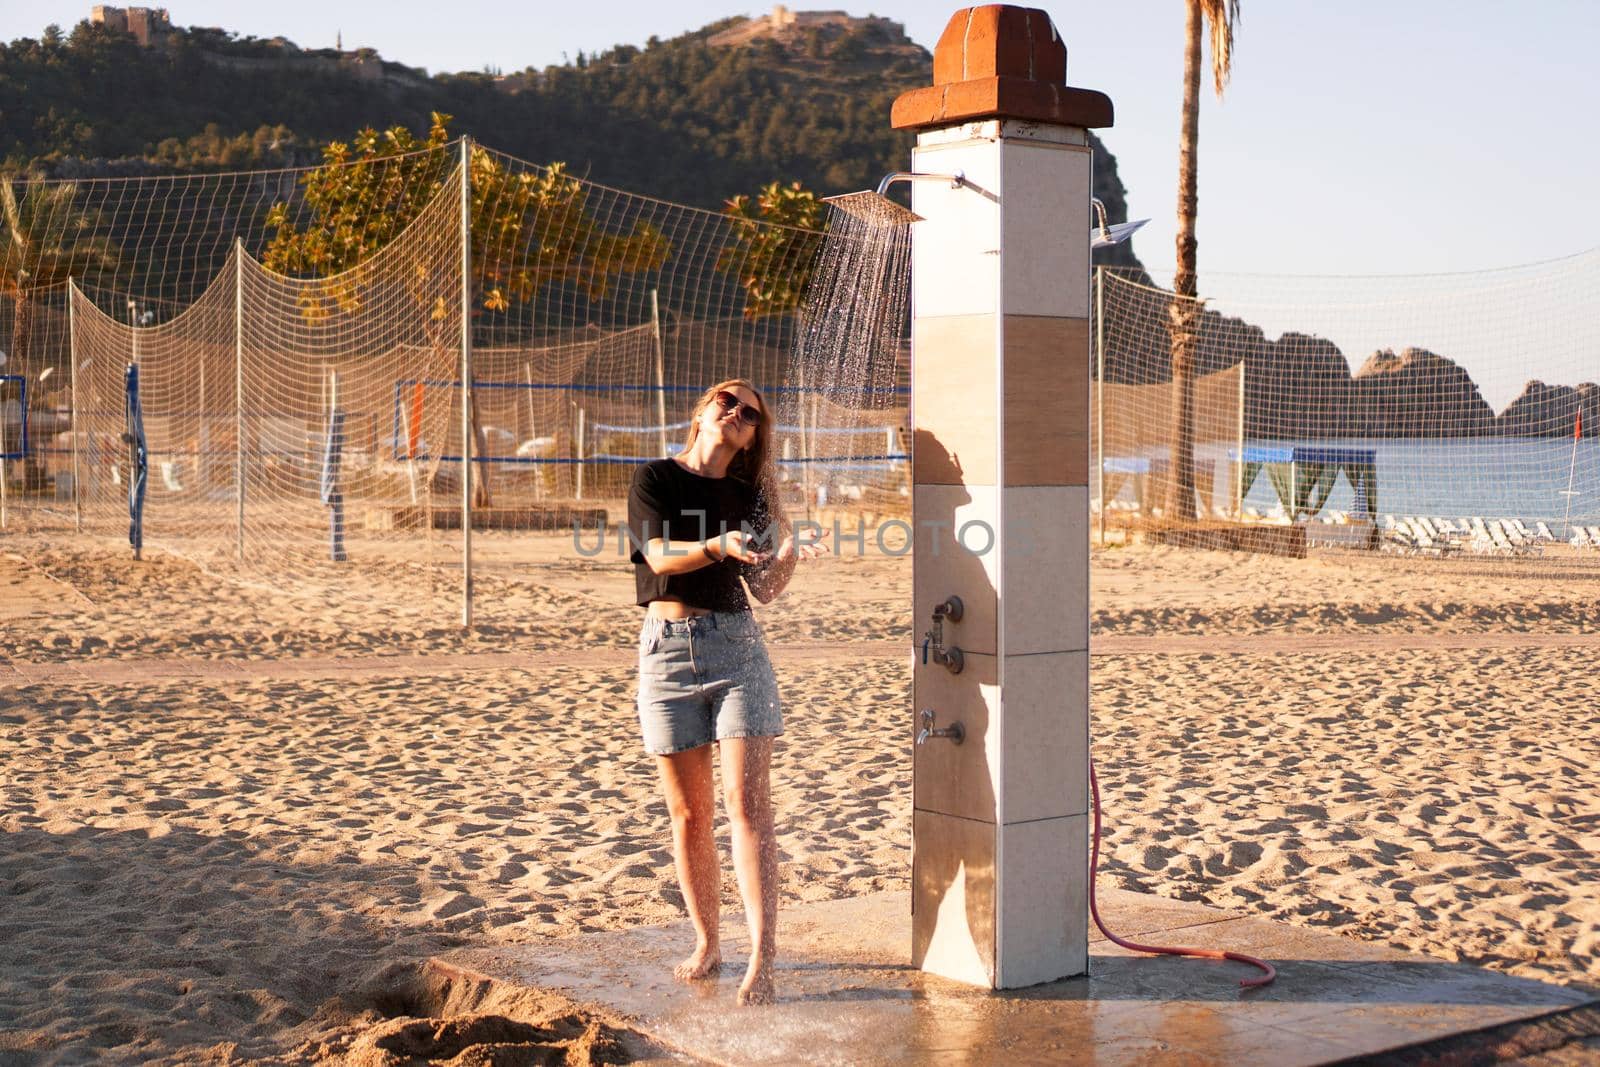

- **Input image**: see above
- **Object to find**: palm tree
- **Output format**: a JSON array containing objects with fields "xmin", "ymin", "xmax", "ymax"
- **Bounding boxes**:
[
  {"xmin": 1168, "ymin": 0, "xmax": 1239, "ymax": 521},
  {"xmin": 0, "ymin": 179, "xmax": 118, "ymax": 485}
]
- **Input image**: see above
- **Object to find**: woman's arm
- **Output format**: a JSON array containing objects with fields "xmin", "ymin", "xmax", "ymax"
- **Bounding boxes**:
[
  {"xmin": 745, "ymin": 529, "xmax": 829, "ymax": 603},
  {"xmin": 640, "ymin": 531, "xmax": 766, "ymax": 576},
  {"xmin": 745, "ymin": 549, "xmax": 796, "ymax": 604},
  {"xmin": 639, "ymin": 536, "xmax": 722, "ymax": 576}
]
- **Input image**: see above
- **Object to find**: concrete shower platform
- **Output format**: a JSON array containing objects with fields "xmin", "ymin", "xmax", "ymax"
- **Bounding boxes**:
[{"xmin": 430, "ymin": 889, "xmax": 1596, "ymax": 1065}]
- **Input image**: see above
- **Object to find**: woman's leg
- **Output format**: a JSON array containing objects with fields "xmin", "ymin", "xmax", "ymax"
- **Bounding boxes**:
[
  {"xmin": 719, "ymin": 736, "xmax": 778, "ymax": 1004},
  {"xmin": 656, "ymin": 745, "xmax": 722, "ymax": 980}
]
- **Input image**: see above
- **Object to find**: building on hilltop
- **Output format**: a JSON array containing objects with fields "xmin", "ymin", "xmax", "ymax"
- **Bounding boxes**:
[
  {"xmin": 90, "ymin": 5, "xmax": 172, "ymax": 47},
  {"xmin": 708, "ymin": 5, "xmax": 864, "ymax": 47}
]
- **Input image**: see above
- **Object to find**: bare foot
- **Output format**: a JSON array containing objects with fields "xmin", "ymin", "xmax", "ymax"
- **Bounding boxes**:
[
  {"xmin": 736, "ymin": 958, "xmax": 775, "ymax": 1005},
  {"xmin": 673, "ymin": 942, "xmax": 722, "ymax": 981}
]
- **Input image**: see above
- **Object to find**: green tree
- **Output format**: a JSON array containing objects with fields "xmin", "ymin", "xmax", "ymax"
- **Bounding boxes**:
[
  {"xmin": 718, "ymin": 180, "xmax": 826, "ymax": 319},
  {"xmin": 1168, "ymin": 0, "xmax": 1239, "ymax": 521},
  {"xmin": 262, "ymin": 113, "xmax": 669, "ymax": 319}
]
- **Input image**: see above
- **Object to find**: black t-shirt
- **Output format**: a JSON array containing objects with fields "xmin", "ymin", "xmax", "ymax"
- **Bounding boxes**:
[{"xmin": 628, "ymin": 458, "xmax": 773, "ymax": 611}]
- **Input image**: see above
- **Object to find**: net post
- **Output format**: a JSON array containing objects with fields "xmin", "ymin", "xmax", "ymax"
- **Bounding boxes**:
[
  {"xmin": 798, "ymin": 359, "xmax": 812, "ymax": 521},
  {"xmin": 459, "ymin": 135, "xmax": 475, "ymax": 630},
  {"xmin": 1094, "ymin": 266, "xmax": 1106, "ymax": 546},
  {"xmin": 234, "ymin": 238, "xmax": 245, "ymax": 561},
  {"xmin": 650, "ymin": 289, "xmax": 668, "ymax": 458},
  {"xmin": 68, "ymin": 279, "xmax": 82, "ymax": 533},
  {"xmin": 575, "ymin": 406, "xmax": 586, "ymax": 500},
  {"xmin": 524, "ymin": 363, "xmax": 542, "ymax": 502},
  {"xmin": 0, "ymin": 381, "xmax": 8, "ymax": 531},
  {"xmin": 1235, "ymin": 358, "xmax": 1245, "ymax": 519}
]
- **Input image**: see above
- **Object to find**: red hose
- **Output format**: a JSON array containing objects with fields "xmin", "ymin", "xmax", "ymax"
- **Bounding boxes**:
[{"xmin": 1089, "ymin": 758, "xmax": 1277, "ymax": 988}]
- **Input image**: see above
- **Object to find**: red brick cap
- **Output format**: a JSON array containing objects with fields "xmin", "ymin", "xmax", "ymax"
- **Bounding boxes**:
[{"xmin": 894, "ymin": 5, "xmax": 1113, "ymax": 130}]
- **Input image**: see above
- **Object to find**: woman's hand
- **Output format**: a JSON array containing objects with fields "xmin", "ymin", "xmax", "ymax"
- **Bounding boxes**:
[
  {"xmin": 774, "ymin": 528, "xmax": 831, "ymax": 563},
  {"xmin": 706, "ymin": 529, "xmax": 770, "ymax": 565}
]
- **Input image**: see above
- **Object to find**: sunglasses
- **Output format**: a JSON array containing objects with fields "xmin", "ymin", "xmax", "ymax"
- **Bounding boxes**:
[{"xmin": 712, "ymin": 390, "xmax": 763, "ymax": 426}]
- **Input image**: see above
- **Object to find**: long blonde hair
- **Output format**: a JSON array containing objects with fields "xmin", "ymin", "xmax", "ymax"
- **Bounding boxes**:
[{"xmin": 683, "ymin": 378, "xmax": 789, "ymax": 539}]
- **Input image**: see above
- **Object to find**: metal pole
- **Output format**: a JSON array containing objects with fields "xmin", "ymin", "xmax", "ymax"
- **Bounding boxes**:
[
  {"xmin": 234, "ymin": 238, "xmax": 245, "ymax": 561},
  {"xmin": 574, "ymin": 406, "xmax": 586, "ymax": 501},
  {"xmin": 127, "ymin": 299, "xmax": 139, "ymax": 559},
  {"xmin": 0, "ymin": 391, "xmax": 7, "ymax": 531},
  {"xmin": 524, "ymin": 362, "xmax": 542, "ymax": 502},
  {"xmin": 1094, "ymin": 267, "xmax": 1106, "ymax": 546},
  {"xmin": 798, "ymin": 359, "xmax": 811, "ymax": 519},
  {"xmin": 197, "ymin": 360, "xmax": 205, "ymax": 489},
  {"xmin": 69, "ymin": 280, "xmax": 81, "ymax": 533},
  {"xmin": 650, "ymin": 289, "xmax": 668, "ymax": 458},
  {"xmin": 1236, "ymin": 358, "xmax": 1246, "ymax": 520},
  {"xmin": 1562, "ymin": 427, "xmax": 1580, "ymax": 539},
  {"xmin": 459, "ymin": 136, "xmax": 475, "ymax": 629}
]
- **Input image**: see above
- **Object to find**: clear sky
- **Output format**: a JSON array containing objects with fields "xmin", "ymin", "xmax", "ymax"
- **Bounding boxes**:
[{"xmin": 8, "ymin": 0, "xmax": 1600, "ymax": 387}]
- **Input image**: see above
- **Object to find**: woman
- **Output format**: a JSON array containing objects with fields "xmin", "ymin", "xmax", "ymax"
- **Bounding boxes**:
[{"xmin": 628, "ymin": 378, "xmax": 824, "ymax": 1006}]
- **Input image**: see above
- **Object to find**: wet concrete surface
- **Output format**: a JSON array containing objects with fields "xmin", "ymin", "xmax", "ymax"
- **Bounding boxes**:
[{"xmin": 432, "ymin": 889, "xmax": 1596, "ymax": 1065}]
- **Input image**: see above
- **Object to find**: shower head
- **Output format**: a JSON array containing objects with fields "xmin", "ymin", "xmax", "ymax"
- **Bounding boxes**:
[
  {"xmin": 821, "ymin": 170, "xmax": 968, "ymax": 226},
  {"xmin": 821, "ymin": 190, "xmax": 924, "ymax": 226}
]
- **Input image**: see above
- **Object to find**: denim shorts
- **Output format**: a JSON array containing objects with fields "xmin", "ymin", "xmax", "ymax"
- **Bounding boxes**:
[{"xmin": 636, "ymin": 611, "xmax": 782, "ymax": 755}]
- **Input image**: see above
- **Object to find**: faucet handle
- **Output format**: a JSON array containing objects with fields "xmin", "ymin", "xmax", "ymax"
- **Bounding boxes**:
[
  {"xmin": 916, "ymin": 708, "xmax": 965, "ymax": 746},
  {"xmin": 933, "ymin": 595, "xmax": 964, "ymax": 622}
]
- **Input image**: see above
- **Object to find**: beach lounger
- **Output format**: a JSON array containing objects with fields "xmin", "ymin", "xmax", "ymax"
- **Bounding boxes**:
[
  {"xmin": 1535, "ymin": 521, "xmax": 1557, "ymax": 542},
  {"xmin": 1501, "ymin": 520, "xmax": 1542, "ymax": 556},
  {"xmin": 1383, "ymin": 525, "xmax": 1418, "ymax": 554},
  {"xmin": 1486, "ymin": 520, "xmax": 1517, "ymax": 554},
  {"xmin": 1435, "ymin": 518, "xmax": 1472, "ymax": 549},
  {"xmin": 1402, "ymin": 518, "xmax": 1453, "ymax": 556},
  {"xmin": 1467, "ymin": 517, "xmax": 1498, "ymax": 555}
]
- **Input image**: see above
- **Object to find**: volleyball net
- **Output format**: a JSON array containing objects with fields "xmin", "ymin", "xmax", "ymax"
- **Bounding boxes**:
[
  {"xmin": 8, "ymin": 132, "xmax": 1600, "ymax": 601},
  {"xmin": 1, "ymin": 141, "xmax": 910, "ymax": 596},
  {"xmin": 1094, "ymin": 264, "xmax": 1600, "ymax": 563}
]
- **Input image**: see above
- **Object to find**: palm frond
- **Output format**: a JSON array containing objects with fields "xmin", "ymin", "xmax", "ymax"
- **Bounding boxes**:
[{"xmin": 1199, "ymin": 0, "xmax": 1241, "ymax": 96}]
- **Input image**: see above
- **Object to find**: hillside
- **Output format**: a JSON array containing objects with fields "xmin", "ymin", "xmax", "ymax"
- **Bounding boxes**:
[{"xmin": 0, "ymin": 12, "xmax": 1140, "ymax": 271}]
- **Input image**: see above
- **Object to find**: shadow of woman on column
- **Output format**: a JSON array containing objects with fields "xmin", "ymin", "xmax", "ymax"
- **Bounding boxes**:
[{"xmin": 909, "ymin": 428, "xmax": 1001, "ymax": 985}]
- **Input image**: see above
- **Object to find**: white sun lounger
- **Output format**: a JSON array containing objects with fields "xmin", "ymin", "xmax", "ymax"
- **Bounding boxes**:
[
  {"xmin": 1402, "ymin": 517, "xmax": 1455, "ymax": 556},
  {"xmin": 1384, "ymin": 525, "xmax": 1418, "ymax": 554},
  {"xmin": 1466, "ymin": 517, "xmax": 1499, "ymax": 555},
  {"xmin": 1486, "ymin": 520, "xmax": 1519, "ymax": 554}
]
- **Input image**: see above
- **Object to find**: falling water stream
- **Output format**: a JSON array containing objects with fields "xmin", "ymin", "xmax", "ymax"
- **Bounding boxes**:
[{"xmin": 781, "ymin": 203, "xmax": 914, "ymax": 514}]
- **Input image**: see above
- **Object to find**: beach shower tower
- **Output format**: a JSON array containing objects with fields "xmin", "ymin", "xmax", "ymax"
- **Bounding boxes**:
[{"xmin": 898, "ymin": 6, "xmax": 1111, "ymax": 988}]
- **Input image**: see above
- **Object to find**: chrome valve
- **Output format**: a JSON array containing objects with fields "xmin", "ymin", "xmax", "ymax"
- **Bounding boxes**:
[
  {"xmin": 922, "ymin": 595, "xmax": 965, "ymax": 675},
  {"xmin": 916, "ymin": 708, "xmax": 965, "ymax": 746}
]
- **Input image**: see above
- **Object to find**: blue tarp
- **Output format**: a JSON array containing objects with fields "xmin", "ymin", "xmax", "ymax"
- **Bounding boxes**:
[
  {"xmin": 124, "ymin": 364, "xmax": 148, "ymax": 556},
  {"xmin": 320, "ymin": 409, "xmax": 347, "ymax": 562},
  {"xmin": 1233, "ymin": 445, "xmax": 1376, "ymax": 467}
]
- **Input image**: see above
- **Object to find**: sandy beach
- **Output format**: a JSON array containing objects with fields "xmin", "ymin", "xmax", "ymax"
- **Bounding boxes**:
[{"xmin": 2, "ymin": 528, "xmax": 1598, "ymax": 1063}]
